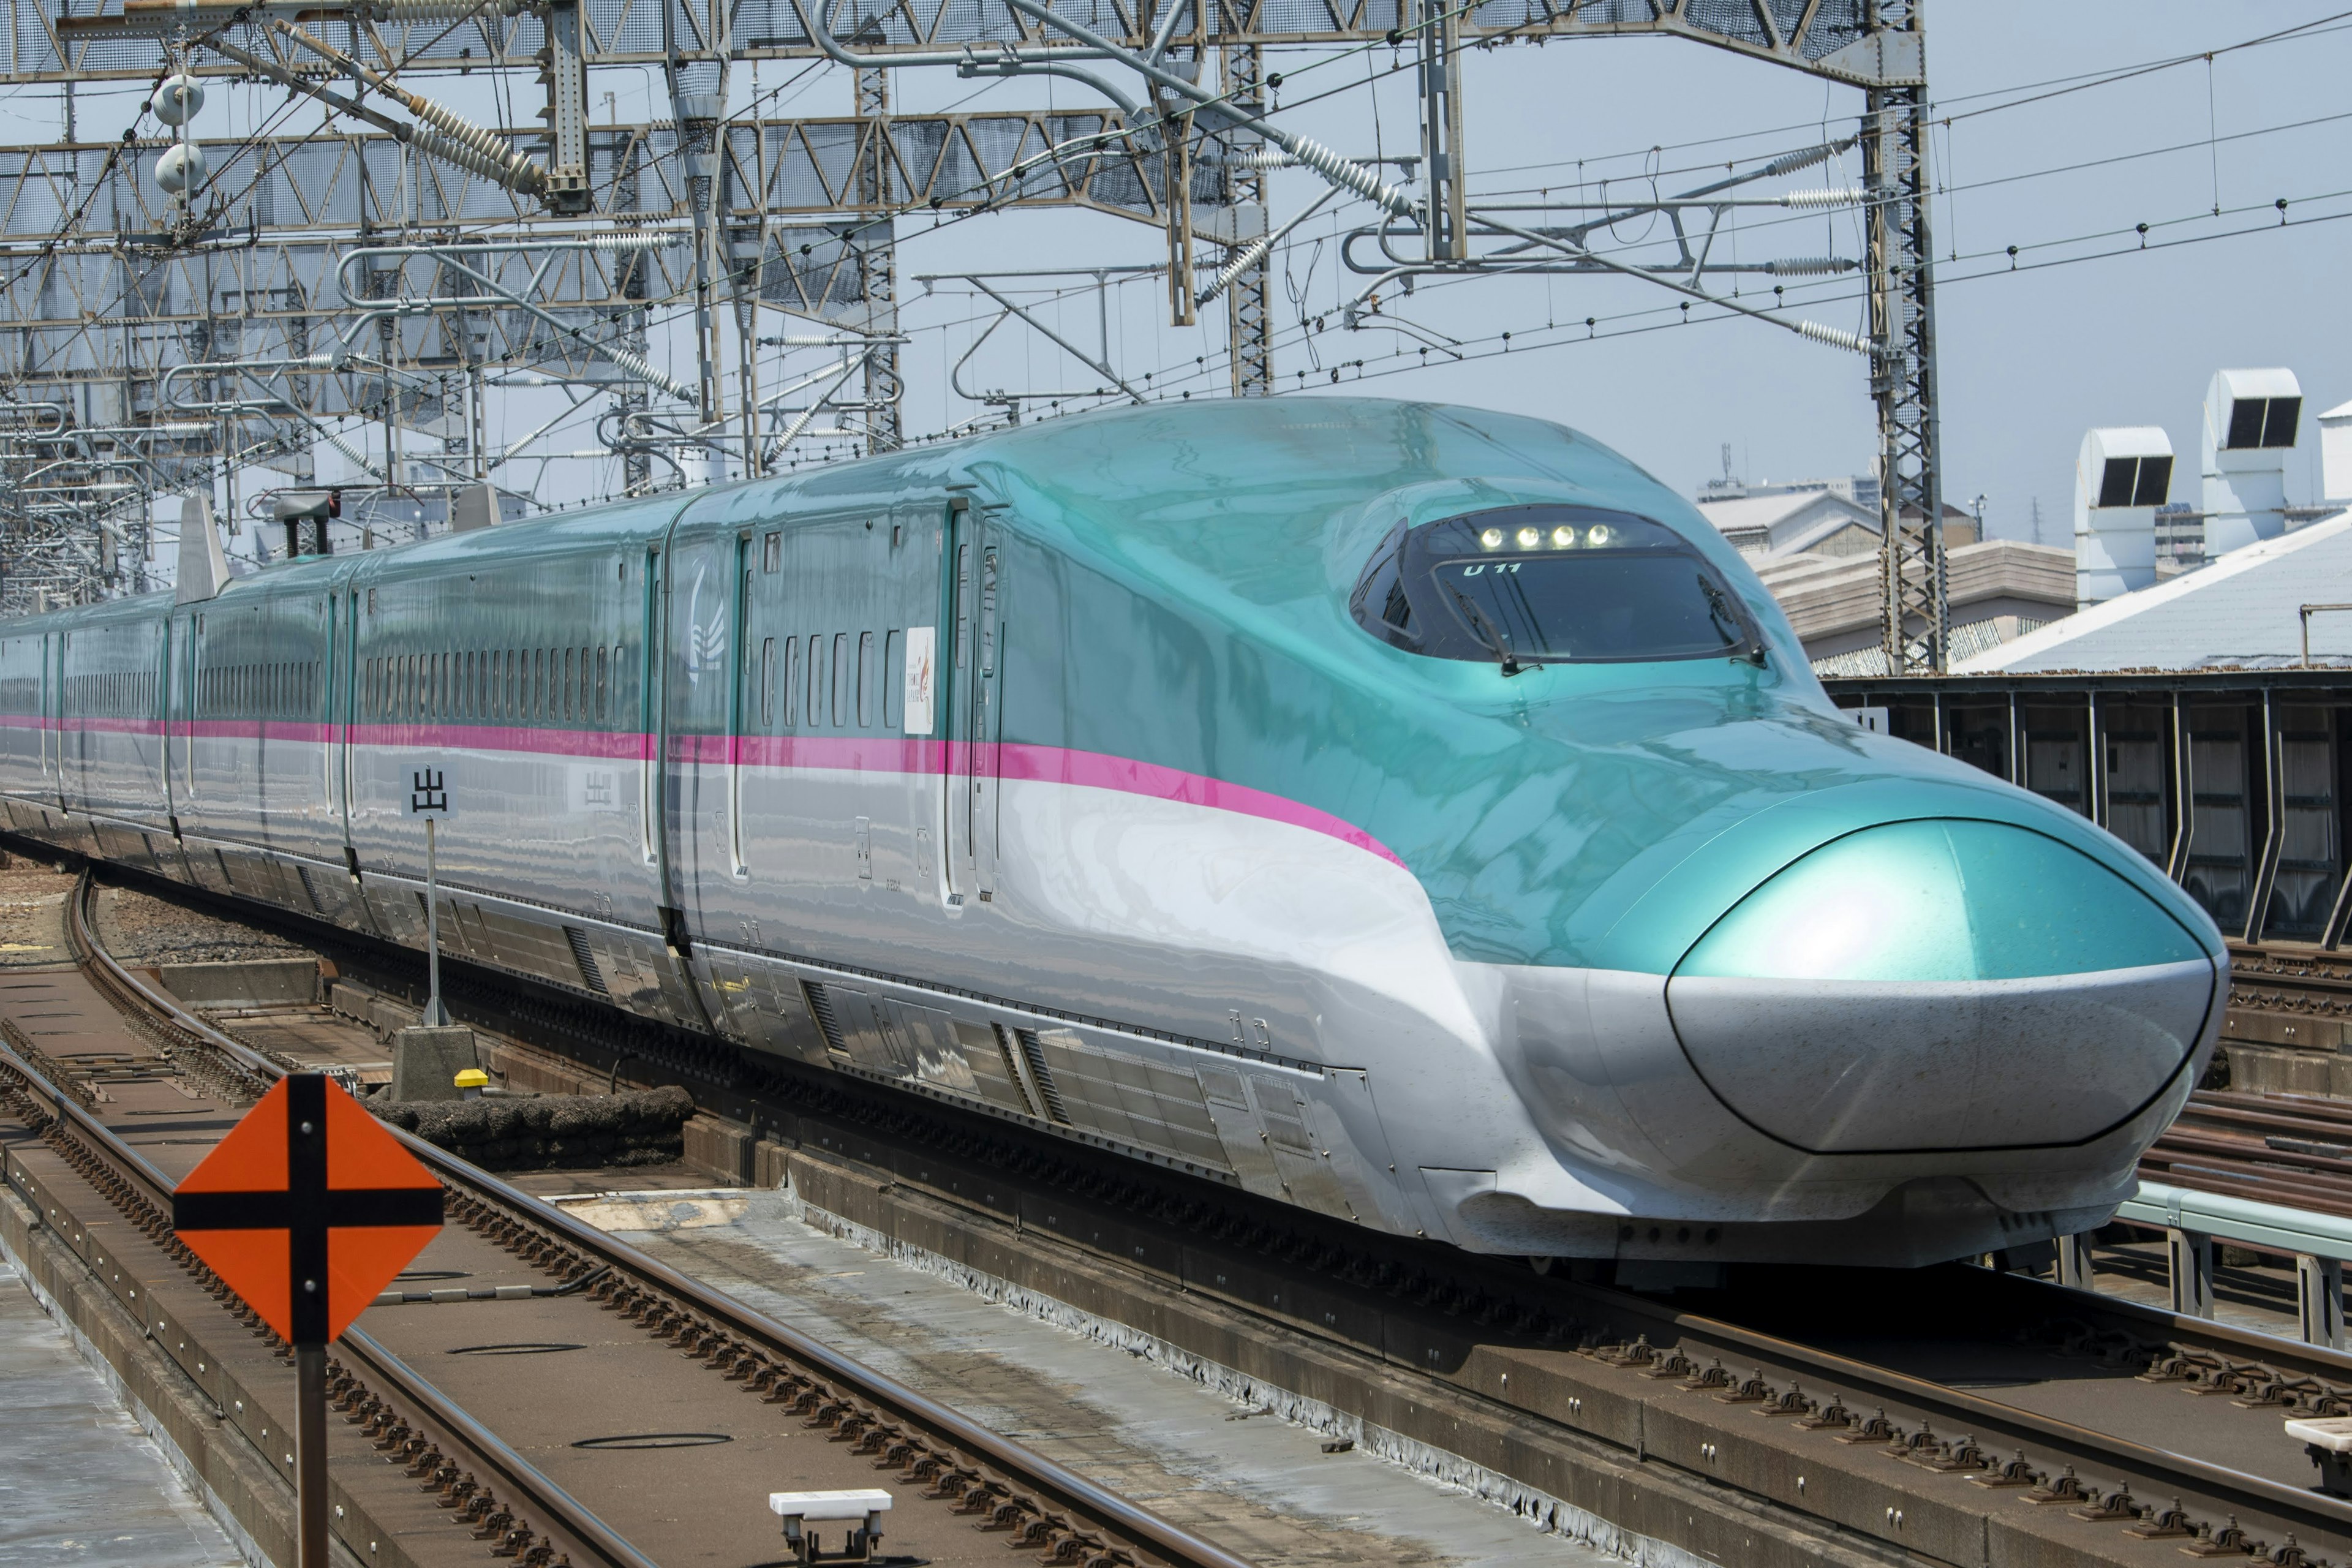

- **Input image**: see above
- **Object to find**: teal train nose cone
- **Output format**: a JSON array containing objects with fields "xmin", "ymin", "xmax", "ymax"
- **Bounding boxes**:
[
  {"xmin": 1667, "ymin": 819, "xmax": 2219, "ymax": 1154},
  {"xmin": 1676, "ymin": 819, "xmax": 2209, "ymax": 984}
]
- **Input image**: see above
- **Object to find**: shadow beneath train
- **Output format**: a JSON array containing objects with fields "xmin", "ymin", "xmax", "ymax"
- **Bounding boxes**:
[{"xmin": 1668, "ymin": 1259, "xmax": 2171, "ymax": 1392}]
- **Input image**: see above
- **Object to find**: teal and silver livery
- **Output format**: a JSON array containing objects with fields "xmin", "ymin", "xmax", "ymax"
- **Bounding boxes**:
[{"xmin": 0, "ymin": 398, "xmax": 2222, "ymax": 1268}]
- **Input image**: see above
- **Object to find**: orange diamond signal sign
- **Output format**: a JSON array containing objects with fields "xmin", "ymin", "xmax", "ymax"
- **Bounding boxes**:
[{"xmin": 173, "ymin": 1073, "xmax": 444, "ymax": 1345}]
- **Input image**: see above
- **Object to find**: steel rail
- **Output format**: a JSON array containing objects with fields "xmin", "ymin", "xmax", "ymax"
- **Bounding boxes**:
[
  {"xmin": 0, "ymin": 1033, "xmax": 658, "ymax": 1568},
  {"xmin": 1579, "ymin": 1276, "xmax": 2352, "ymax": 1535},
  {"xmin": 62, "ymin": 872, "xmax": 1256, "ymax": 1568},
  {"xmin": 337, "ymin": 1328, "xmax": 662, "ymax": 1568}
]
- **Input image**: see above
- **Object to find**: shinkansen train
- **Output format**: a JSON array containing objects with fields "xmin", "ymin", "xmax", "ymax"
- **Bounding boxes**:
[{"xmin": 0, "ymin": 398, "xmax": 2224, "ymax": 1267}]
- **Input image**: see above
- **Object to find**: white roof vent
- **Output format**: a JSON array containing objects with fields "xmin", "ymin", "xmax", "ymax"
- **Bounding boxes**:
[
  {"xmin": 2320, "ymin": 399, "xmax": 2352, "ymax": 505},
  {"xmin": 2208, "ymin": 366, "xmax": 2302, "ymax": 452},
  {"xmin": 2204, "ymin": 368, "xmax": 2302, "ymax": 556},
  {"xmin": 2074, "ymin": 426, "xmax": 2173, "ymax": 608}
]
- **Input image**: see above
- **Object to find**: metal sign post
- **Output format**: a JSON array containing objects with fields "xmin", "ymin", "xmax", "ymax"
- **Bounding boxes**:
[
  {"xmin": 410, "ymin": 766, "xmax": 450, "ymax": 1025},
  {"xmin": 172, "ymin": 1074, "xmax": 445, "ymax": 1568}
]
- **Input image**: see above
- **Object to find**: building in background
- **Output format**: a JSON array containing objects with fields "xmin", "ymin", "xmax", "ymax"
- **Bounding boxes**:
[
  {"xmin": 2154, "ymin": 502, "xmax": 2204, "ymax": 572},
  {"xmin": 1698, "ymin": 460, "xmax": 1882, "ymax": 517},
  {"xmin": 1694, "ymin": 476, "xmax": 2071, "ymax": 673},
  {"xmin": 1957, "ymin": 387, "xmax": 2352, "ymax": 675}
]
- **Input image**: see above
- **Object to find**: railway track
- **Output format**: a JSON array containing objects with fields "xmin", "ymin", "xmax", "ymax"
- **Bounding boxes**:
[
  {"xmin": 2220, "ymin": 941, "xmax": 2352, "ymax": 1074},
  {"xmin": 26, "ymin": 854, "xmax": 2352, "ymax": 1567},
  {"xmin": 0, "ymin": 871, "xmax": 1250, "ymax": 1568},
  {"xmin": 2141, "ymin": 1092, "xmax": 2352, "ymax": 1220},
  {"xmin": 2113, "ymin": 942, "xmax": 2352, "ymax": 1216}
]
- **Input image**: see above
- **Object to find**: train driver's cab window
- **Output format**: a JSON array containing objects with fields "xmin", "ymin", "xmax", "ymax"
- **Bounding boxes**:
[{"xmin": 1349, "ymin": 505, "xmax": 1761, "ymax": 667}]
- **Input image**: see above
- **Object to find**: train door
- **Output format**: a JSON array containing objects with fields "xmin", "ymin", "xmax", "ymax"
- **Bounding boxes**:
[
  {"xmin": 726, "ymin": 530, "xmax": 752, "ymax": 877},
  {"xmin": 159, "ymin": 617, "xmax": 176, "ymax": 831},
  {"xmin": 334, "ymin": 586, "xmax": 360, "ymax": 851},
  {"xmin": 177, "ymin": 614, "xmax": 197, "ymax": 806},
  {"xmin": 40, "ymin": 630, "xmax": 60, "ymax": 810},
  {"xmin": 151, "ymin": 622, "xmax": 171, "ymax": 827},
  {"xmin": 941, "ymin": 506, "xmax": 1001, "ymax": 903},
  {"xmin": 53, "ymin": 631, "xmax": 73, "ymax": 810},
  {"xmin": 320, "ymin": 594, "xmax": 335, "ymax": 815},
  {"xmin": 640, "ymin": 545, "xmax": 662, "ymax": 869}
]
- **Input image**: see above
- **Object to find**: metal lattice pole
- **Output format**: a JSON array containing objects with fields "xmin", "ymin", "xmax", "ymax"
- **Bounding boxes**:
[
  {"xmin": 1416, "ymin": 0, "xmax": 1466, "ymax": 262},
  {"xmin": 1866, "ymin": 9, "xmax": 1946, "ymax": 674},
  {"xmin": 855, "ymin": 65, "xmax": 901, "ymax": 453},
  {"xmin": 615, "ymin": 136, "xmax": 654, "ymax": 496},
  {"xmin": 1223, "ymin": 42, "xmax": 1274, "ymax": 397}
]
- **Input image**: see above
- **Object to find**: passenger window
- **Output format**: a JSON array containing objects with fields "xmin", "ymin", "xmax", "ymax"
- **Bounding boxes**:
[
  {"xmin": 831, "ymin": 633, "xmax": 847, "ymax": 727},
  {"xmin": 759, "ymin": 639, "xmax": 776, "ymax": 728},
  {"xmin": 805, "ymin": 635, "xmax": 821, "ymax": 725},
  {"xmin": 883, "ymin": 630, "xmax": 900, "ymax": 729},
  {"xmin": 763, "ymin": 532, "xmax": 781, "ymax": 573},
  {"xmin": 783, "ymin": 638, "xmax": 799, "ymax": 728},
  {"xmin": 857, "ymin": 632, "xmax": 873, "ymax": 727},
  {"xmin": 564, "ymin": 648, "xmax": 576, "ymax": 720},
  {"xmin": 597, "ymin": 646, "xmax": 608, "ymax": 721}
]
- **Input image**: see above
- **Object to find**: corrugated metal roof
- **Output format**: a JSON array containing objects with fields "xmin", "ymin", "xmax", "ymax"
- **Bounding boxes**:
[{"xmin": 1954, "ymin": 510, "xmax": 2352, "ymax": 673}]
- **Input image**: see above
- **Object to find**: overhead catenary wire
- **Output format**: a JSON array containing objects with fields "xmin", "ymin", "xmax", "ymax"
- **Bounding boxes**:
[{"xmin": 8, "ymin": 0, "xmax": 2352, "ymax": 552}]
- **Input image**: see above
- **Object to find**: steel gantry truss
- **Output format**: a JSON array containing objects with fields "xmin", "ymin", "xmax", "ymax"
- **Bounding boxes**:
[{"xmin": 0, "ymin": 0, "xmax": 1943, "ymax": 672}]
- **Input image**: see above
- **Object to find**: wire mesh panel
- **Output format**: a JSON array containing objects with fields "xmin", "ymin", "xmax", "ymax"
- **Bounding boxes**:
[
  {"xmin": 2101, "ymin": 704, "xmax": 2171, "ymax": 867},
  {"xmin": 2263, "ymin": 706, "xmax": 2342, "ymax": 943},
  {"xmin": 2185, "ymin": 707, "xmax": 2253, "ymax": 933},
  {"xmin": 2022, "ymin": 706, "xmax": 2086, "ymax": 816}
]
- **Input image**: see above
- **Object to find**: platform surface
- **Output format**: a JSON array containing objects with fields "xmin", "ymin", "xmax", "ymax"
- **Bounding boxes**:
[{"xmin": 0, "ymin": 1254, "xmax": 243, "ymax": 1568}]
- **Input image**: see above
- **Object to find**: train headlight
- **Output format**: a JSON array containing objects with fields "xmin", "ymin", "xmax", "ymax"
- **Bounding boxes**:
[
  {"xmin": 1479, "ymin": 527, "xmax": 1504, "ymax": 549},
  {"xmin": 1516, "ymin": 526, "xmax": 1542, "ymax": 548},
  {"xmin": 1551, "ymin": 526, "xmax": 1577, "ymax": 548},
  {"xmin": 1587, "ymin": 523, "xmax": 1614, "ymax": 547}
]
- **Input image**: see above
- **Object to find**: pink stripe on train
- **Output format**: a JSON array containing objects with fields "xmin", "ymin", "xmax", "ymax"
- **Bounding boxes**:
[
  {"xmin": 0, "ymin": 716, "xmax": 1405, "ymax": 869},
  {"xmin": 684, "ymin": 732, "xmax": 1404, "ymax": 868}
]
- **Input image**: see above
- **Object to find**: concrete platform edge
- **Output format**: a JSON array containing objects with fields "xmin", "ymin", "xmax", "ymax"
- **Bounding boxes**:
[{"xmin": 0, "ymin": 1182, "xmax": 285, "ymax": 1568}]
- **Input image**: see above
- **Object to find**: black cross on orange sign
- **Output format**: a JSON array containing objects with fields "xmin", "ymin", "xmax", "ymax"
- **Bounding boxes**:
[{"xmin": 173, "ymin": 1074, "xmax": 444, "ymax": 1345}]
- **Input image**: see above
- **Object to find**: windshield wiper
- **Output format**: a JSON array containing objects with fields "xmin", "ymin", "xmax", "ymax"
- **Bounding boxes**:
[
  {"xmin": 1700, "ymin": 576, "xmax": 1767, "ymax": 667},
  {"xmin": 1449, "ymin": 585, "xmax": 1540, "ymax": 677}
]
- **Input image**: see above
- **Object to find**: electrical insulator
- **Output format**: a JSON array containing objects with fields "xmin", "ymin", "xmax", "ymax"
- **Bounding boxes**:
[
  {"xmin": 151, "ymin": 72, "xmax": 204, "ymax": 127},
  {"xmin": 155, "ymin": 141, "xmax": 207, "ymax": 198}
]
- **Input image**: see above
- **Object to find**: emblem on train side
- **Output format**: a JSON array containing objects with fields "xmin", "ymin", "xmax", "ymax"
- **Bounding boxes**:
[
  {"xmin": 683, "ymin": 562, "xmax": 725, "ymax": 684},
  {"xmin": 905, "ymin": 627, "xmax": 937, "ymax": 736}
]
